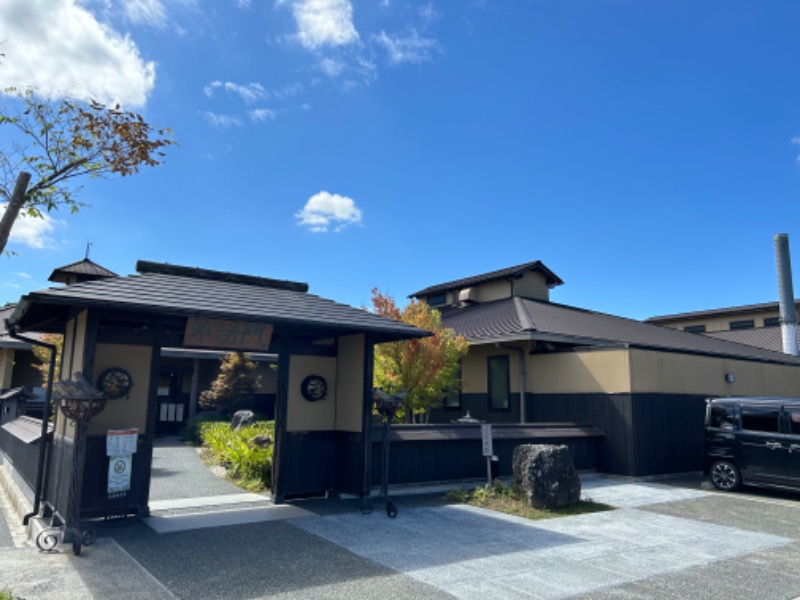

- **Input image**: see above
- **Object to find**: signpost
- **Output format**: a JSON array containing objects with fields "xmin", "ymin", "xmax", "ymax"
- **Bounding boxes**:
[
  {"xmin": 106, "ymin": 429, "xmax": 139, "ymax": 522},
  {"xmin": 481, "ymin": 424, "xmax": 493, "ymax": 486}
]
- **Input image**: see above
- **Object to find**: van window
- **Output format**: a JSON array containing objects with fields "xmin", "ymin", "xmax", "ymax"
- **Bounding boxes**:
[
  {"xmin": 741, "ymin": 408, "xmax": 780, "ymax": 433},
  {"xmin": 788, "ymin": 411, "xmax": 800, "ymax": 436},
  {"xmin": 709, "ymin": 405, "xmax": 735, "ymax": 429}
]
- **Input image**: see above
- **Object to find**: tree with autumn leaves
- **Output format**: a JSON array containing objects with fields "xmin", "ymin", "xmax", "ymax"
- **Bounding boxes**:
[
  {"xmin": 370, "ymin": 289, "xmax": 469, "ymax": 423},
  {"xmin": 0, "ymin": 86, "xmax": 175, "ymax": 255}
]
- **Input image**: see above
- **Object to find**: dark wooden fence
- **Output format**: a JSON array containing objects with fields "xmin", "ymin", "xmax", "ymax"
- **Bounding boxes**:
[{"xmin": 370, "ymin": 423, "xmax": 604, "ymax": 486}]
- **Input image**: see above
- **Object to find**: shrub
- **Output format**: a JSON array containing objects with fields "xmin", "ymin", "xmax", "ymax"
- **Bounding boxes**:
[
  {"xmin": 199, "ymin": 420, "xmax": 275, "ymax": 490},
  {"xmin": 181, "ymin": 411, "xmax": 225, "ymax": 444}
]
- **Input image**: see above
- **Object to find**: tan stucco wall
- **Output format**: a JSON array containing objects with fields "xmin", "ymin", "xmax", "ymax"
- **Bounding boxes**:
[
  {"xmin": 530, "ymin": 349, "xmax": 633, "ymax": 394},
  {"xmin": 286, "ymin": 355, "xmax": 337, "ymax": 431},
  {"xmin": 62, "ymin": 310, "xmax": 88, "ymax": 378},
  {"xmin": 628, "ymin": 348, "xmax": 800, "ymax": 397},
  {"xmin": 514, "ymin": 271, "xmax": 550, "ymax": 301},
  {"xmin": 88, "ymin": 343, "xmax": 153, "ymax": 435},
  {"xmin": 0, "ymin": 348, "xmax": 13, "ymax": 388},
  {"xmin": 658, "ymin": 309, "xmax": 782, "ymax": 333},
  {"xmin": 474, "ymin": 279, "xmax": 513, "ymax": 303},
  {"xmin": 461, "ymin": 342, "xmax": 535, "ymax": 394},
  {"xmin": 335, "ymin": 334, "xmax": 365, "ymax": 432}
]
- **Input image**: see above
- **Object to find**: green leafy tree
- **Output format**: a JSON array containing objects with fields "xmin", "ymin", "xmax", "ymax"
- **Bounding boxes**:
[
  {"xmin": 0, "ymin": 87, "xmax": 176, "ymax": 255},
  {"xmin": 31, "ymin": 333, "xmax": 63, "ymax": 388},
  {"xmin": 199, "ymin": 352, "xmax": 262, "ymax": 416},
  {"xmin": 370, "ymin": 288, "xmax": 470, "ymax": 423}
]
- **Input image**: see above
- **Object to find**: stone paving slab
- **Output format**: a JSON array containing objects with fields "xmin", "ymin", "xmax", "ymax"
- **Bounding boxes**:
[
  {"xmin": 0, "ymin": 539, "xmax": 176, "ymax": 600},
  {"xmin": 148, "ymin": 491, "xmax": 271, "ymax": 512},
  {"xmin": 579, "ymin": 475, "xmax": 710, "ymax": 508},
  {"xmin": 292, "ymin": 501, "xmax": 792, "ymax": 600},
  {"xmin": 142, "ymin": 503, "xmax": 315, "ymax": 534}
]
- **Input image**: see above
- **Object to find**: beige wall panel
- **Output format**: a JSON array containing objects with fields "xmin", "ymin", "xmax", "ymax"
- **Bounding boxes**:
[
  {"xmin": 88, "ymin": 344, "xmax": 153, "ymax": 435},
  {"xmin": 62, "ymin": 310, "xmax": 88, "ymax": 378},
  {"xmin": 475, "ymin": 280, "xmax": 513, "ymax": 303},
  {"xmin": 335, "ymin": 334, "xmax": 365, "ymax": 432},
  {"xmin": 629, "ymin": 348, "xmax": 800, "ymax": 397},
  {"xmin": 530, "ymin": 349, "xmax": 633, "ymax": 394},
  {"xmin": 0, "ymin": 348, "xmax": 13, "ymax": 388},
  {"xmin": 515, "ymin": 272, "xmax": 550, "ymax": 301},
  {"xmin": 461, "ymin": 342, "xmax": 535, "ymax": 394},
  {"xmin": 287, "ymin": 355, "xmax": 337, "ymax": 431},
  {"xmin": 659, "ymin": 309, "xmax": 782, "ymax": 333}
]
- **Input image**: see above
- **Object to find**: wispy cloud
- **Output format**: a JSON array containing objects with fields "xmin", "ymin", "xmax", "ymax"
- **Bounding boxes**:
[
  {"xmin": 319, "ymin": 58, "xmax": 346, "ymax": 78},
  {"xmin": 0, "ymin": 205, "xmax": 57, "ymax": 249},
  {"xmin": 0, "ymin": 0, "xmax": 156, "ymax": 108},
  {"xmin": 249, "ymin": 108, "xmax": 277, "ymax": 122},
  {"xmin": 201, "ymin": 111, "xmax": 243, "ymax": 128},
  {"xmin": 295, "ymin": 191, "xmax": 363, "ymax": 233},
  {"xmin": 204, "ymin": 81, "xmax": 268, "ymax": 103},
  {"xmin": 123, "ymin": 0, "xmax": 167, "ymax": 28},
  {"xmin": 290, "ymin": 0, "xmax": 359, "ymax": 50},
  {"xmin": 373, "ymin": 29, "xmax": 442, "ymax": 65}
]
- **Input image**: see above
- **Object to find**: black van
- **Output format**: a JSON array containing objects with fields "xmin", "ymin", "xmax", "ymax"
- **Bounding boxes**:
[{"xmin": 705, "ymin": 397, "xmax": 800, "ymax": 493}]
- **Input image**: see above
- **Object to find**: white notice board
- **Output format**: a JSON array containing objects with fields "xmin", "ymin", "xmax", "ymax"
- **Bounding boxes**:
[{"xmin": 106, "ymin": 429, "xmax": 139, "ymax": 456}]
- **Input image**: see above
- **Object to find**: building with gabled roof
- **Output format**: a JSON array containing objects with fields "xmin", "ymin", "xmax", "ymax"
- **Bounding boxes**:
[{"xmin": 412, "ymin": 261, "xmax": 800, "ymax": 477}]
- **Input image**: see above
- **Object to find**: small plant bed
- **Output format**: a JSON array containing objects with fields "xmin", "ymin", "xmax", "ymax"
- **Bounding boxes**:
[
  {"xmin": 190, "ymin": 418, "xmax": 275, "ymax": 492},
  {"xmin": 446, "ymin": 480, "xmax": 613, "ymax": 520}
]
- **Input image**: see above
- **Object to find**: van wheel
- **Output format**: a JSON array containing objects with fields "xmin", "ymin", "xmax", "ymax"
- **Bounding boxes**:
[{"xmin": 710, "ymin": 460, "xmax": 741, "ymax": 491}]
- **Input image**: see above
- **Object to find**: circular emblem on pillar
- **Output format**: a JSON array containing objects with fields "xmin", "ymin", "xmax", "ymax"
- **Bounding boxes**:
[
  {"xmin": 97, "ymin": 367, "xmax": 133, "ymax": 399},
  {"xmin": 301, "ymin": 375, "xmax": 327, "ymax": 402}
]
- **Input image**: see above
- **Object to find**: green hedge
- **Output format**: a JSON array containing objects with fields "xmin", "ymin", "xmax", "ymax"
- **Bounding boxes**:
[{"xmin": 199, "ymin": 420, "xmax": 275, "ymax": 490}]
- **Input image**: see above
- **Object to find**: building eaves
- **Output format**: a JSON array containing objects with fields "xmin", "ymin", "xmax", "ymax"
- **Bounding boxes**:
[
  {"xmin": 439, "ymin": 297, "xmax": 800, "ymax": 366},
  {"xmin": 409, "ymin": 261, "xmax": 564, "ymax": 298}
]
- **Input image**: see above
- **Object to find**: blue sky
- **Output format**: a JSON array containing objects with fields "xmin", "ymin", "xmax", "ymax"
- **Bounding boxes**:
[{"xmin": 2, "ymin": 0, "xmax": 800, "ymax": 320}]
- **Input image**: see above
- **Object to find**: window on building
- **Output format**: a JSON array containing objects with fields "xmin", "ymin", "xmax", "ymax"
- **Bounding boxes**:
[
  {"xmin": 729, "ymin": 319, "xmax": 755, "ymax": 331},
  {"xmin": 427, "ymin": 293, "xmax": 447, "ymax": 307},
  {"xmin": 442, "ymin": 364, "xmax": 462, "ymax": 409},
  {"xmin": 488, "ymin": 355, "xmax": 510, "ymax": 411},
  {"xmin": 683, "ymin": 325, "xmax": 706, "ymax": 334},
  {"xmin": 764, "ymin": 317, "xmax": 780, "ymax": 327}
]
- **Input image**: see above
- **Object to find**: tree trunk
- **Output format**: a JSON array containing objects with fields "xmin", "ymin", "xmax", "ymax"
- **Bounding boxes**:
[{"xmin": 0, "ymin": 172, "xmax": 32, "ymax": 255}]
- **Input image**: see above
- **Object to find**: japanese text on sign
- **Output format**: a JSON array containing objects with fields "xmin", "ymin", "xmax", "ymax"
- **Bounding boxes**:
[
  {"xmin": 184, "ymin": 317, "xmax": 274, "ymax": 351},
  {"xmin": 106, "ymin": 429, "xmax": 139, "ymax": 456}
]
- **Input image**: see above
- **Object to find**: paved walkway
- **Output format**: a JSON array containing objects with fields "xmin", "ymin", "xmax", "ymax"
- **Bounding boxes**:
[{"xmin": 2, "ymin": 440, "xmax": 800, "ymax": 599}]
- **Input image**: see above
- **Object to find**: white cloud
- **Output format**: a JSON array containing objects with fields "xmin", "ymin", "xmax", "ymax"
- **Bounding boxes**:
[
  {"xmin": 249, "ymin": 108, "xmax": 277, "ymax": 122},
  {"xmin": 295, "ymin": 191, "xmax": 363, "ymax": 233},
  {"xmin": 205, "ymin": 81, "xmax": 268, "ymax": 103},
  {"xmin": 123, "ymin": 0, "xmax": 167, "ymax": 28},
  {"xmin": 373, "ymin": 29, "xmax": 442, "ymax": 65},
  {"xmin": 291, "ymin": 0, "xmax": 359, "ymax": 50},
  {"xmin": 201, "ymin": 111, "xmax": 243, "ymax": 128},
  {"xmin": 235, "ymin": 0, "xmax": 252, "ymax": 7},
  {"xmin": 0, "ymin": 0, "xmax": 156, "ymax": 107},
  {"xmin": 320, "ymin": 58, "xmax": 345, "ymax": 77},
  {"xmin": 17, "ymin": 272, "xmax": 32, "ymax": 279},
  {"xmin": 0, "ymin": 205, "xmax": 57, "ymax": 249}
]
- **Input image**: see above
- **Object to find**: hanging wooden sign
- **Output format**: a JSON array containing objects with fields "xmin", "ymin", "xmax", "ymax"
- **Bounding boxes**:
[{"xmin": 183, "ymin": 317, "xmax": 273, "ymax": 351}]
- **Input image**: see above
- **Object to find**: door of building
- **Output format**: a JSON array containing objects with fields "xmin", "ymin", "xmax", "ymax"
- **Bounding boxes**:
[{"xmin": 155, "ymin": 371, "xmax": 187, "ymax": 436}]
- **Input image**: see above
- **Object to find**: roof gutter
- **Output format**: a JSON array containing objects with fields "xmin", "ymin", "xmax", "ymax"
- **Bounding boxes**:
[
  {"xmin": 495, "ymin": 342, "xmax": 526, "ymax": 424},
  {"xmin": 4, "ymin": 320, "xmax": 56, "ymax": 526}
]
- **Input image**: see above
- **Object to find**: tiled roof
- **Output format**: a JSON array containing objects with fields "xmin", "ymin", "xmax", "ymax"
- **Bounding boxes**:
[
  {"xmin": 9, "ymin": 263, "xmax": 429, "ymax": 343},
  {"xmin": 645, "ymin": 300, "xmax": 799, "ymax": 324},
  {"xmin": 409, "ymin": 261, "xmax": 564, "ymax": 298},
  {"xmin": 48, "ymin": 258, "xmax": 118, "ymax": 282},
  {"xmin": 0, "ymin": 304, "xmax": 38, "ymax": 348},
  {"xmin": 702, "ymin": 327, "xmax": 797, "ymax": 354},
  {"xmin": 439, "ymin": 297, "xmax": 800, "ymax": 365}
]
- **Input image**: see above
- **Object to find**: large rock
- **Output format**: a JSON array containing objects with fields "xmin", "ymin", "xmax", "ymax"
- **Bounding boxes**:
[
  {"xmin": 230, "ymin": 409, "xmax": 255, "ymax": 430},
  {"xmin": 512, "ymin": 444, "xmax": 581, "ymax": 509}
]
